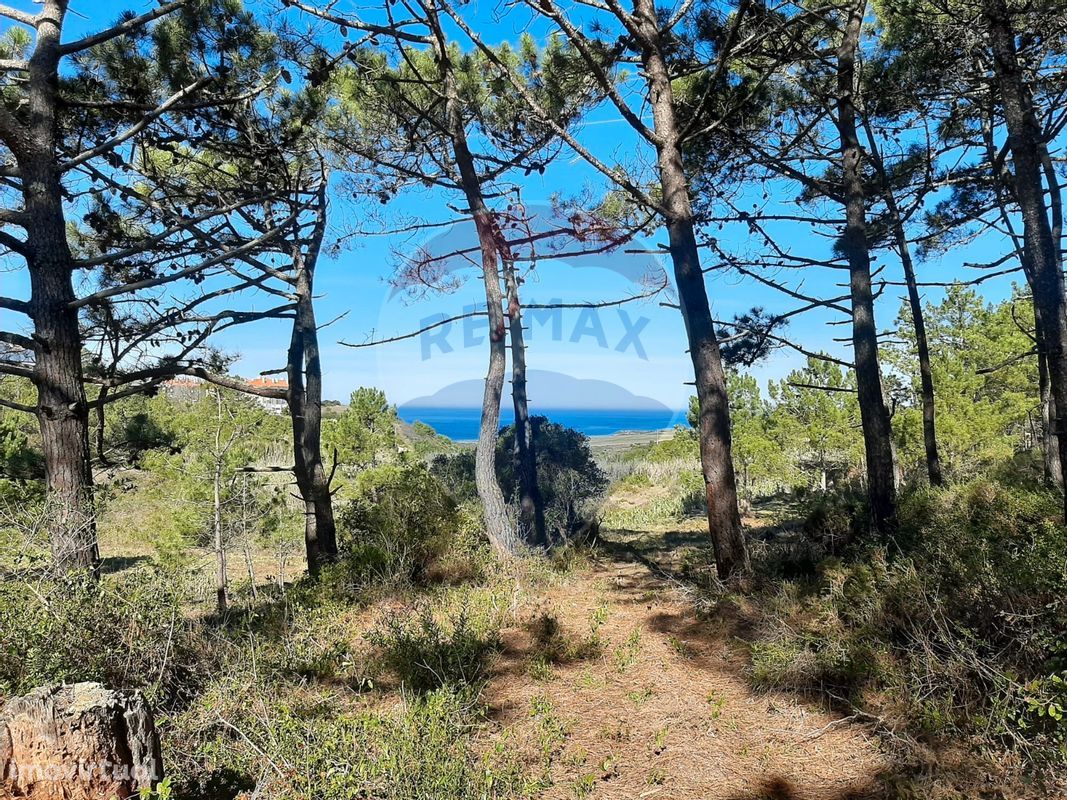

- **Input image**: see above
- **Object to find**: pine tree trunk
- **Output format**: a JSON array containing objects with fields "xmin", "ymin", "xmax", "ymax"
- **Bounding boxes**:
[
  {"xmin": 470, "ymin": 234, "xmax": 515, "ymax": 556},
  {"xmin": 16, "ymin": 4, "xmax": 98, "ymax": 573},
  {"xmin": 1037, "ymin": 123, "xmax": 1065, "ymax": 488},
  {"xmin": 213, "ymin": 392, "xmax": 228, "ymax": 616},
  {"xmin": 1016, "ymin": 249, "xmax": 1060, "ymax": 486},
  {"xmin": 1039, "ymin": 350, "xmax": 1063, "ymax": 486},
  {"xmin": 862, "ymin": 118, "xmax": 943, "ymax": 487},
  {"xmin": 886, "ymin": 198, "xmax": 941, "ymax": 487},
  {"xmin": 984, "ymin": 0, "xmax": 1067, "ymax": 522},
  {"xmin": 287, "ymin": 208, "xmax": 337, "ymax": 578},
  {"xmin": 429, "ymin": 9, "xmax": 516, "ymax": 555},
  {"xmin": 633, "ymin": 0, "xmax": 748, "ymax": 579},
  {"xmin": 906, "ymin": 253, "xmax": 943, "ymax": 488},
  {"xmin": 836, "ymin": 0, "xmax": 897, "ymax": 532},
  {"xmin": 504, "ymin": 257, "xmax": 547, "ymax": 547}
]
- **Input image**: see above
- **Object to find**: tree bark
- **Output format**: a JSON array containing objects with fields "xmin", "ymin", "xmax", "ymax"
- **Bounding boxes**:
[
  {"xmin": 503, "ymin": 256, "xmax": 547, "ymax": 547},
  {"xmin": 286, "ymin": 196, "xmax": 338, "ymax": 578},
  {"xmin": 902, "ymin": 242, "xmax": 943, "ymax": 488},
  {"xmin": 633, "ymin": 0, "xmax": 748, "ymax": 579},
  {"xmin": 836, "ymin": 0, "xmax": 897, "ymax": 532},
  {"xmin": 16, "ymin": 1, "xmax": 98, "ymax": 573},
  {"xmin": 1039, "ymin": 349, "xmax": 1063, "ymax": 485},
  {"xmin": 984, "ymin": 0, "xmax": 1067, "ymax": 521},
  {"xmin": 0, "ymin": 682, "xmax": 162, "ymax": 800},
  {"xmin": 861, "ymin": 118, "xmax": 942, "ymax": 486},
  {"xmin": 429, "ymin": 6, "xmax": 517, "ymax": 555}
]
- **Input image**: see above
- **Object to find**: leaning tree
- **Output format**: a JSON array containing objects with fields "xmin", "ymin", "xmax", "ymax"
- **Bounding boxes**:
[
  {"xmin": 447, "ymin": 0, "xmax": 759, "ymax": 577},
  {"xmin": 288, "ymin": 0, "xmax": 610, "ymax": 554}
]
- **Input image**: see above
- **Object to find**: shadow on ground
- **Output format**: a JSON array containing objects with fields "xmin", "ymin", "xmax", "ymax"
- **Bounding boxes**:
[{"xmin": 99, "ymin": 554, "xmax": 150, "ymax": 575}]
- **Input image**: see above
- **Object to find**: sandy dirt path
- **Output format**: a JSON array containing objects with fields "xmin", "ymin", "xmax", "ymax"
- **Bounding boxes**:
[{"xmin": 484, "ymin": 554, "xmax": 888, "ymax": 800}]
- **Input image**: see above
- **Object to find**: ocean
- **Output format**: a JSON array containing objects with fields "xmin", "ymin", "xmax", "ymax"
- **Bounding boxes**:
[{"xmin": 398, "ymin": 407, "xmax": 688, "ymax": 441}]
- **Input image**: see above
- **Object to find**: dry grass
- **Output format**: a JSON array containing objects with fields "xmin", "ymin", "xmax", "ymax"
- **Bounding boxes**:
[{"xmin": 479, "ymin": 557, "xmax": 890, "ymax": 799}]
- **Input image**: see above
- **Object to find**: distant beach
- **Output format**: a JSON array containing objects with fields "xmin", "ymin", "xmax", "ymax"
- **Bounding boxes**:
[{"xmin": 397, "ymin": 406, "xmax": 687, "ymax": 441}]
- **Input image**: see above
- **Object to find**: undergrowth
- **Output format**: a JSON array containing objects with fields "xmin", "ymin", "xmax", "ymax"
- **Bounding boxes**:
[
  {"xmin": 724, "ymin": 478, "xmax": 1067, "ymax": 792},
  {"xmin": 0, "ymin": 490, "xmax": 579, "ymax": 799}
]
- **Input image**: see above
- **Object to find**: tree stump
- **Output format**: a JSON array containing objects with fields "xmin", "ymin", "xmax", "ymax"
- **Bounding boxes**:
[{"xmin": 0, "ymin": 682, "xmax": 162, "ymax": 799}]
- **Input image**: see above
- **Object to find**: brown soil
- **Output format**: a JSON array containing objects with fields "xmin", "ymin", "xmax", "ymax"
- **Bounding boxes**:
[{"xmin": 484, "ymin": 556, "xmax": 889, "ymax": 800}]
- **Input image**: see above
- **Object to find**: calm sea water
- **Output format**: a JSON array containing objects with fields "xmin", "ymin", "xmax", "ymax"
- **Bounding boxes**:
[{"xmin": 398, "ymin": 407, "xmax": 687, "ymax": 441}]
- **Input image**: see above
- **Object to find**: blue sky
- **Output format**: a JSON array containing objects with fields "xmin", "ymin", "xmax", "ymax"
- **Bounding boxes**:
[{"xmin": 0, "ymin": 0, "xmax": 1024, "ymax": 410}]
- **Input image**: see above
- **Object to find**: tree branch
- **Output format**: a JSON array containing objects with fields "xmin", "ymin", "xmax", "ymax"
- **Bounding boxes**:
[
  {"xmin": 0, "ymin": 296, "xmax": 29, "ymax": 315},
  {"xmin": 0, "ymin": 5, "xmax": 36, "ymax": 26},
  {"xmin": 0, "ymin": 331, "xmax": 33, "ymax": 350},
  {"xmin": 340, "ymin": 310, "xmax": 487, "ymax": 349},
  {"xmin": 59, "ymin": 0, "xmax": 189, "ymax": 54},
  {"xmin": 0, "ymin": 395, "xmax": 34, "ymax": 413},
  {"xmin": 60, "ymin": 76, "xmax": 214, "ymax": 173}
]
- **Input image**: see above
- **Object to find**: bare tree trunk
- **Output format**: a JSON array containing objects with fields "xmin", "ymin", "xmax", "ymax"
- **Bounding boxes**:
[
  {"xmin": 1038, "ymin": 136, "xmax": 1065, "ymax": 489},
  {"xmin": 471, "ymin": 233, "xmax": 515, "ymax": 556},
  {"xmin": 15, "ymin": 4, "xmax": 98, "ymax": 573},
  {"xmin": 633, "ymin": 0, "xmax": 748, "ymax": 579},
  {"xmin": 890, "ymin": 224, "xmax": 940, "ymax": 490},
  {"xmin": 429, "ymin": 6, "xmax": 516, "ymax": 555},
  {"xmin": 836, "ymin": 0, "xmax": 897, "ymax": 532},
  {"xmin": 1039, "ymin": 350, "xmax": 1063, "ymax": 485},
  {"xmin": 212, "ymin": 392, "xmax": 228, "ymax": 616},
  {"xmin": 94, "ymin": 388, "xmax": 110, "ymax": 467},
  {"xmin": 984, "ymin": 0, "xmax": 1067, "ymax": 522},
  {"xmin": 287, "ymin": 196, "xmax": 337, "ymax": 578},
  {"xmin": 861, "ymin": 119, "xmax": 942, "ymax": 487},
  {"xmin": 503, "ymin": 257, "xmax": 547, "ymax": 547},
  {"xmin": 983, "ymin": 82, "xmax": 1062, "ymax": 487},
  {"xmin": 241, "ymin": 477, "xmax": 260, "ymax": 601},
  {"xmin": 903, "ymin": 244, "xmax": 943, "ymax": 488}
]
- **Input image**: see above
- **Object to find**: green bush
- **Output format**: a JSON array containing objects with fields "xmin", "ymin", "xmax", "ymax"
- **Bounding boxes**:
[
  {"xmin": 496, "ymin": 418, "xmax": 608, "ymax": 540},
  {"xmin": 739, "ymin": 479, "xmax": 1067, "ymax": 773},
  {"xmin": 897, "ymin": 480, "xmax": 1065, "ymax": 647},
  {"xmin": 177, "ymin": 685, "xmax": 529, "ymax": 800},
  {"xmin": 0, "ymin": 412, "xmax": 43, "ymax": 479},
  {"xmin": 366, "ymin": 604, "xmax": 501, "ymax": 693},
  {"xmin": 430, "ymin": 418, "xmax": 608, "ymax": 543},
  {"xmin": 523, "ymin": 611, "xmax": 603, "ymax": 665},
  {"xmin": 0, "ymin": 570, "xmax": 200, "ymax": 704},
  {"xmin": 799, "ymin": 489, "xmax": 869, "ymax": 550},
  {"xmin": 338, "ymin": 462, "xmax": 459, "ymax": 581}
]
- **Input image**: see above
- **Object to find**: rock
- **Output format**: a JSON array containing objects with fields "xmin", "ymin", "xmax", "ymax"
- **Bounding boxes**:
[{"xmin": 0, "ymin": 682, "xmax": 162, "ymax": 799}]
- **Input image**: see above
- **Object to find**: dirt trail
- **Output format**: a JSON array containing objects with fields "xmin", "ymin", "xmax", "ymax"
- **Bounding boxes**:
[{"xmin": 485, "ymin": 550, "xmax": 888, "ymax": 799}]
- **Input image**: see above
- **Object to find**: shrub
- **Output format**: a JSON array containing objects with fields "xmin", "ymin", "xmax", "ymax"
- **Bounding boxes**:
[
  {"xmin": 496, "ymin": 418, "xmax": 608, "ymax": 540},
  {"xmin": 429, "ymin": 450, "xmax": 477, "ymax": 503},
  {"xmin": 0, "ymin": 412, "xmax": 43, "ymax": 479},
  {"xmin": 366, "ymin": 604, "xmax": 501, "ymax": 693},
  {"xmin": 430, "ymin": 418, "xmax": 609, "ymax": 544},
  {"xmin": 176, "ymin": 685, "xmax": 527, "ymax": 800},
  {"xmin": 799, "ymin": 489, "xmax": 869, "ymax": 550},
  {"xmin": 897, "ymin": 479, "xmax": 1065, "ymax": 648},
  {"xmin": 523, "ymin": 610, "xmax": 603, "ymax": 665},
  {"xmin": 735, "ymin": 479, "xmax": 1067, "ymax": 780},
  {"xmin": 338, "ymin": 462, "xmax": 458, "ymax": 581},
  {"xmin": 0, "ymin": 570, "xmax": 201, "ymax": 704}
]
